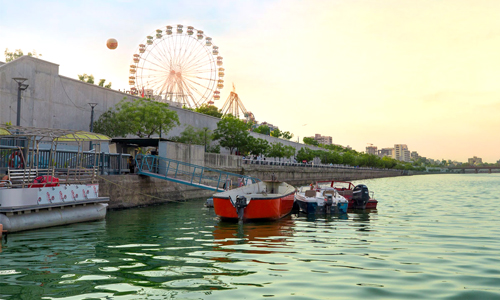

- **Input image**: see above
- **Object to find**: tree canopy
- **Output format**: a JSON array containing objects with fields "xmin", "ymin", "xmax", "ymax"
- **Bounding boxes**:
[
  {"xmin": 194, "ymin": 104, "xmax": 223, "ymax": 118},
  {"xmin": 303, "ymin": 137, "xmax": 319, "ymax": 146},
  {"xmin": 213, "ymin": 114, "xmax": 250, "ymax": 154},
  {"xmin": 266, "ymin": 142, "xmax": 296, "ymax": 158},
  {"xmin": 171, "ymin": 125, "xmax": 212, "ymax": 145},
  {"xmin": 93, "ymin": 98, "xmax": 179, "ymax": 138},
  {"xmin": 253, "ymin": 125, "xmax": 271, "ymax": 135},
  {"xmin": 4, "ymin": 48, "xmax": 41, "ymax": 62},
  {"xmin": 78, "ymin": 74, "xmax": 112, "ymax": 88}
]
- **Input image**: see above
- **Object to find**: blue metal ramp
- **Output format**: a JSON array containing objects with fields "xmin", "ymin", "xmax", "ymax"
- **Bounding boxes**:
[{"xmin": 136, "ymin": 155, "xmax": 260, "ymax": 192}]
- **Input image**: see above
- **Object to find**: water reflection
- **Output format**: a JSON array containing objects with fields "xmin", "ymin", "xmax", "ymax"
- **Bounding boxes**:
[
  {"xmin": 212, "ymin": 216, "xmax": 295, "ymax": 255},
  {"xmin": 351, "ymin": 210, "xmax": 376, "ymax": 232}
]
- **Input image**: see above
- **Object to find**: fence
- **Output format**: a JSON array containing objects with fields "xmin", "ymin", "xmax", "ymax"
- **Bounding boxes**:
[{"xmin": 0, "ymin": 147, "xmax": 131, "ymax": 175}]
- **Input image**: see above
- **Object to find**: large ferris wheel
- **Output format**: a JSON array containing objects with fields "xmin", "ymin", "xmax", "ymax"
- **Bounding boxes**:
[{"xmin": 129, "ymin": 25, "xmax": 224, "ymax": 108}]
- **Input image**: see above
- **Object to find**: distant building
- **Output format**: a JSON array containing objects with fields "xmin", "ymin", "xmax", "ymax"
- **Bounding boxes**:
[
  {"xmin": 309, "ymin": 134, "xmax": 332, "ymax": 145},
  {"xmin": 394, "ymin": 144, "xmax": 409, "ymax": 162},
  {"xmin": 378, "ymin": 148, "xmax": 394, "ymax": 158},
  {"xmin": 468, "ymin": 156, "xmax": 482, "ymax": 165},
  {"xmin": 411, "ymin": 151, "xmax": 419, "ymax": 160},
  {"xmin": 403, "ymin": 150, "xmax": 411, "ymax": 162},
  {"xmin": 366, "ymin": 145, "xmax": 378, "ymax": 155}
]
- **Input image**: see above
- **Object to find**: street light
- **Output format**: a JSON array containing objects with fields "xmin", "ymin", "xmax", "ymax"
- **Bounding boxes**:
[
  {"xmin": 88, "ymin": 103, "xmax": 98, "ymax": 150},
  {"xmin": 204, "ymin": 128, "xmax": 208, "ymax": 152},
  {"xmin": 12, "ymin": 78, "xmax": 29, "ymax": 126}
]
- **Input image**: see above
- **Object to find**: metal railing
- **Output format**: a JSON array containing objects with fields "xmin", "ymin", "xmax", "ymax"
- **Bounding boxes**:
[
  {"xmin": 0, "ymin": 147, "xmax": 131, "ymax": 175},
  {"xmin": 242, "ymin": 158, "xmax": 402, "ymax": 171},
  {"xmin": 136, "ymin": 154, "xmax": 260, "ymax": 192}
]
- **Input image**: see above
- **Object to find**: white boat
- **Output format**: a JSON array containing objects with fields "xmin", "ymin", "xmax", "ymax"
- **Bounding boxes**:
[
  {"xmin": 0, "ymin": 125, "xmax": 110, "ymax": 233},
  {"xmin": 294, "ymin": 183, "xmax": 348, "ymax": 214}
]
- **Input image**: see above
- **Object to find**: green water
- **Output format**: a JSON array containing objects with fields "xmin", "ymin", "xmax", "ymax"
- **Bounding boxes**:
[{"xmin": 1, "ymin": 174, "xmax": 500, "ymax": 299}]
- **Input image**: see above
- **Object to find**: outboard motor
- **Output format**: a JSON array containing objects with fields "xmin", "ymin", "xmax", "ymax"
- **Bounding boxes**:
[
  {"xmin": 235, "ymin": 196, "xmax": 248, "ymax": 221},
  {"xmin": 324, "ymin": 195, "xmax": 339, "ymax": 214},
  {"xmin": 325, "ymin": 195, "xmax": 333, "ymax": 213},
  {"xmin": 352, "ymin": 184, "xmax": 370, "ymax": 209}
]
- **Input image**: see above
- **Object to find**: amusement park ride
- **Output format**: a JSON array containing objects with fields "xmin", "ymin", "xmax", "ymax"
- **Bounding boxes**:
[
  {"xmin": 220, "ymin": 84, "xmax": 255, "ymax": 123},
  {"xmin": 128, "ymin": 24, "xmax": 224, "ymax": 109},
  {"xmin": 127, "ymin": 24, "xmax": 256, "ymax": 124}
]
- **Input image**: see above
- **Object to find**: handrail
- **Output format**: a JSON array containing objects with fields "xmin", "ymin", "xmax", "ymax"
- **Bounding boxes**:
[{"xmin": 136, "ymin": 154, "xmax": 260, "ymax": 192}]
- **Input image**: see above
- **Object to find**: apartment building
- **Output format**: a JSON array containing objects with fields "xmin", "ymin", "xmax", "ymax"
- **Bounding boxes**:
[
  {"xmin": 310, "ymin": 134, "xmax": 332, "ymax": 145},
  {"xmin": 394, "ymin": 144, "xmax": 410, "ymax": 162},
  {"xmin": 468, "ymin": 156, "xmax": 483, "ymax": 165},
  {"xmin": 378, "ymin": 148, "xmax": 394, "ymax": 158},
  {"xmin": 366, "ymin": 145, "xmax": 378, "ymax": 155}
]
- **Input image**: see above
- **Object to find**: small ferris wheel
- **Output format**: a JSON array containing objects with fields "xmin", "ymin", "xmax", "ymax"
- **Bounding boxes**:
[{"xmin": 129, "ymin": 25, "xmax": 224, "ymax": 108}]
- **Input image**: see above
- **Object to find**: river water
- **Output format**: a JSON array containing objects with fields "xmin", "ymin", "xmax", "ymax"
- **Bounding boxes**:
[{"xmin": 1, "ymin": 174, "xmax": 500, "ymax": 299}]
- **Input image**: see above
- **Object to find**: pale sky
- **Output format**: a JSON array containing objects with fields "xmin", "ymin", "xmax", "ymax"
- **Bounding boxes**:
[{"xmin": 2, "ymin": 0, "xmax": 500, "ymax": 163}]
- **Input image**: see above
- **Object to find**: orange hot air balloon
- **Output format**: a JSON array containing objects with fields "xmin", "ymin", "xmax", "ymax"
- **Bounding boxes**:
[{"xmin": 106, "ymin": 38, "xmax": 118, "ymax": 50}]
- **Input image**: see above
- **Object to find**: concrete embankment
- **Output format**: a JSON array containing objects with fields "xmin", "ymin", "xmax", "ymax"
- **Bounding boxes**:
[{"xmin": 100, "ymin": 166, "xmax": 403, "ymax": 209}]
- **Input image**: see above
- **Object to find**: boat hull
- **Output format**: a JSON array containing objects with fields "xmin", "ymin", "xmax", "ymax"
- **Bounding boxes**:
[
  {"xmin": 295, "ymin": 198, "xmax": 348, "ymax": 214},
  {"xmin": 348, "ymin": 199, "xmax": 378, "ymax": 209},
  {"xmin": 213, "ymin": 193, "xmax": 295, "ymax": 220},
  {"xmin": 0, "ymin": 203, "xmax": 107, "ymax": 232},
  {"xmin": 0, "ymin": 183, "xmax": 109, "ymax": 233}
]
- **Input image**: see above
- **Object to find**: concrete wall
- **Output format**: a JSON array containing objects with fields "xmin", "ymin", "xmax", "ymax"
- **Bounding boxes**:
[
  {"xmin": 99, "ymin": 175, "xmax": 214, "ymax": 209},
  {"xmin": 0, "ymin": 57, "xmax": 126, "ymax": 129},
  {"xmin": 205, "ymin": 152, "xmax": 242, "ymax": 169}
]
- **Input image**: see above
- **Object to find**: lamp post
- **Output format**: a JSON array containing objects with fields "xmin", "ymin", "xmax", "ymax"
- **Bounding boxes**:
[
  {"xmin": 88, "ymin": 103, "xmax": 98, "ymax": 150},
  {"xmin": 12, "ymin": 78, "xmax": 29, "ymax": 126},
  {"xmin": 204, "ymin": 128, "xmax": 208, "ymax": 152}
]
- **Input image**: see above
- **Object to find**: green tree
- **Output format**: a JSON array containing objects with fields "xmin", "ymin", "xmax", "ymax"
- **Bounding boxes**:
[
  {"xmin": 172, "ymin": 125, "xmax": 212, "ymax": 146},
  {"xmin": 93, "ymin": 97, "xmax": 179, "ymax": 138},
  {"xmin": 266, "ymin": 142, "xmax": 286, "ymax": 158},
  {"xmin": 78, "ymin": 74, "xmax": 95, "ymax": 84},
  {"xmin": 303, "ymin": 137, "xmax": 319, "ymax": 146},
  {"xmin": 283, "ymin": 145, "xmax": 296, "ymax": 158},
  {"xmin": 253, "ymin": 125, "xmax": 271, "ymax": 135},
  {"xmin": 239, "ymin": 136, "xmax": 270, "ymax": 157},
  {"xmin": 381, "ymin": 156, "xmax": 398, "ymax": 169},
  {"xmin": 296, "ymin": 147, "xmax": 315, "ymax": 162},
  {"xmin": 98, "ymin": 78, "xmax": 112, "ymax": 89},
  {"xmin": 194, "ymin": 104, "xmax": 223, "ymax": 118},
  {"xmin": 281, "ymin": 131, "xmax": 294, "ymax": 140},
  {"xmin": 77, "ymin": 74, "xmax": 111, "ymax": 88},
  {"xmin": 250, "ymin": 138, "xmax": 270, "ymax": 156},
  {"xmin": 270, "ymin": 128, "xmax": 282, "ymax": 138},
  {"xmin": 4, "ymin": 48, "xmax": 41, "ymax": 62},
  {"xmin": 213, "ymin": 114, "xmax": 250, "ymax": 154},
  {"xmin": 93, "ymin": 110, "xmax": 121, "ymax": 137},
  {"xmin": 342, "ymin": 152, "xmax": 356, "ymax": 166}
]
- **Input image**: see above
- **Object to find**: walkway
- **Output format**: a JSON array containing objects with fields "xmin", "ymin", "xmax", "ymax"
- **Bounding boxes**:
[{"xmin": 136, "ymin": 155, "xmax": 260, "ymax": 192}]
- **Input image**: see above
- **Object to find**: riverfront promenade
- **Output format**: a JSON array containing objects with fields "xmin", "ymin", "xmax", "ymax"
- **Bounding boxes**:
[{"xmin": 100, "ymin": 161, "xmax": 404, "ymax": 209}]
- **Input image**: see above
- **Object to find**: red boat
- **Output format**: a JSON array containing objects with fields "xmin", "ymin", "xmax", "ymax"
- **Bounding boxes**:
[
  {"xmin": 316, "ymin": 180, "xmax": 378, "ymax": 209},
  {"xmin": 213, "ymin": 181, "xmax": 296, "ymax": 221}
]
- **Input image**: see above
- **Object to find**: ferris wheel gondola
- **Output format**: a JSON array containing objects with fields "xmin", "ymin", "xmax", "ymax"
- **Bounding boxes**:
[{"xmin": 129, "ymin": 25, "xmax": 224, "ymax": 108}]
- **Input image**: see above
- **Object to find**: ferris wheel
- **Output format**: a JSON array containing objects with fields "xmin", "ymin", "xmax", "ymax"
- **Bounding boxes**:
[{"xmin": 129, "ymin": 25, "xmax": 224, "ymax": 108}]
